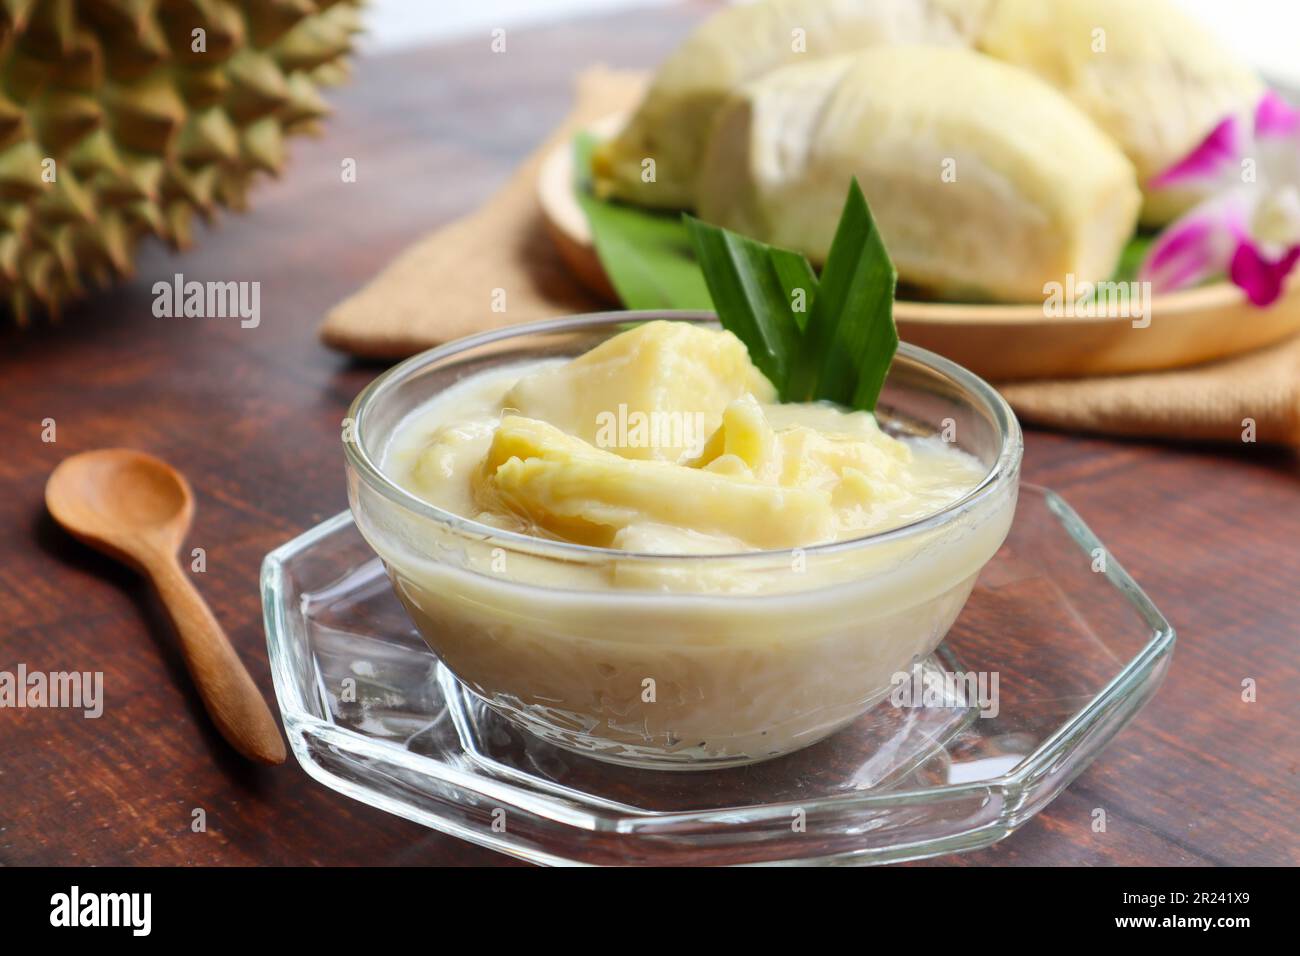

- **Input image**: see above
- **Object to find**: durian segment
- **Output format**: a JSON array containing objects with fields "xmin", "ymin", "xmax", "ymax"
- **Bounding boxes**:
[
  {"xmin": 592, "ymin": 0, "xmax": 991, "ymax": 209},
  {"xmin": 696, "ymin": 47, "xmax": 1142, "ymax": 302},
  {"xmin": 503, "ymin": 320, "xmax": 776, "ymax": 463},
  {"xmin": 977, "ymin": 0, "xmax": 1263, "ymax": 225},
  {"xmin": 688, "ymin": 394, "xmax": 917, "ymax": 519},
  {"xmin": 477, "ymin": 415, "xmax": 837, "ymax": 550},
  {"xmin": 686, "ymin": 394, "xmax": 779, "ymax": 476},
  {"xmin": 1, "ymin": 0, "xmax": 363, "ymax": 322},
  {"xmin": 474, "ymin": 390, "xmax": 924, "ymax": 551}
]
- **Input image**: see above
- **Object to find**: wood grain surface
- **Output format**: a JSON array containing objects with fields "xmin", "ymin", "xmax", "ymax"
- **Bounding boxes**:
[{"xmin": 1, "ymin": 2, "xmax": 1297, "ymax": 867}]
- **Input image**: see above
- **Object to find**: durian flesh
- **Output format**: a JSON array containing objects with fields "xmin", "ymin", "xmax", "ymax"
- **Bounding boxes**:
[
  {"xmin": 592, "ymin": 0, "xmax": 990, "ymax": 210},
  {"xmin": 0, "ymin": 0, "xmax": 362, "ymax": 323},
  {"xmin": 598, "ymin": 0, "xmax": 1261, "ymax": 227},
  {"xmin": 978, "ymin": 0, "xmax": 1263, "ymax": 226},
  {"xmin": 696, "ymin": 47, "xmax": 1142, "ymax": 302}
]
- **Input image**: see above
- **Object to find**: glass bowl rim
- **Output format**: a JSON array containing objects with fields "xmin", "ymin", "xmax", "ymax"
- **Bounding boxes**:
[{"xmin": 344, "ymin": 310, "xmax": 1023, "ymax": 564}]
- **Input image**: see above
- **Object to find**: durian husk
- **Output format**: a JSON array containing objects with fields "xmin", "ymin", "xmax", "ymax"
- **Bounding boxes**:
[{"xmin": 1, "ymin": 0, "xmax": 364, "ymax": 324}]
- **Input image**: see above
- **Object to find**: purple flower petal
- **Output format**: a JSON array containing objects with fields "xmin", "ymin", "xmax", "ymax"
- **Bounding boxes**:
[
  {"xmin": 1139, "ymin": 194, "xmax": 1245, "ymax": 293},
  {"xmin": 1255, "ymin": 90, "xmax": 1300, "ymax": 140},
  {"xmin": 1149, "ymin": 114, "xmax": 1244, "ymax": 189},
  {"xmin": 1229, "ymin": 240, "xmax": 1300, "ymax": 306}
]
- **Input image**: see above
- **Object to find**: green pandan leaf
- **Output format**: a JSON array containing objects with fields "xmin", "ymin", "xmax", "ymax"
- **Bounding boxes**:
[
  {"xmin": 688, "ymin": 178, "xmax": 897, "ymax": 411},
  {"xmin": 785, "ymin": 178, "xmax": 898, "ymax": 411},
  {"xmin": 683, "ymin": 215, "xmax": 813, "ymax": 390},
  {"xmin": 573, "ymin": 133, "xmax": 713, "ymax": 311}
]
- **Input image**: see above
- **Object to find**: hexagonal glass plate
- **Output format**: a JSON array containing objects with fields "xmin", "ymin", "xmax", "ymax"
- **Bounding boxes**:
[{"xmin": 261, "ymin": 485, "xmax": 1173, "ymax": 866}]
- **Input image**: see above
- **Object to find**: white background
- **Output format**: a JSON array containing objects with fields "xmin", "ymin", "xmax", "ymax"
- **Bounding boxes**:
[
  {"xmin": 360, "ymin": 0, "xmax": 1300, "ymax": 90},
  {"xmin": 360, "ymin": 0, "xmax": 677, "ymax": 48}
]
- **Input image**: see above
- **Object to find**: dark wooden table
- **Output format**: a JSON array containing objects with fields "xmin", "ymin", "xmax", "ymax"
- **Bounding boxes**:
[{"xmin": 2, "ymin": 4, "xmax": 1297, "ymax": 867}]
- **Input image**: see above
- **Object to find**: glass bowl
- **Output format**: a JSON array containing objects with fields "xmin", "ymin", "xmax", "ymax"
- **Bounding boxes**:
[
  {"xmin": 343, "ymin": 312, "xmax": 1022, "ymax": 770},
  {"xmin": 261, "ymin": 486, "xmax": 1174, "ymax": 865}
]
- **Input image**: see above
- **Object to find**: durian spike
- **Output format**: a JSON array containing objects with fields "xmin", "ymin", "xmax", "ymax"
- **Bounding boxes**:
[
  {"xmin": 50, "ymin": 224, "xmax": 84, "ymax": 296},
  {"xmin": 48, "ymin": 28, "xmax": 101, "ymax": 90},
  {"xmin": 166, "ymin": 198, "xmax": 194, "ymax": 249},
  {"xmin": 215, "ymin": 166, "xmax": 250, "ymax": 210},
  {"xmin": 66, "ymin": 127, "xmax": 128, "ymax": 179},
  {"xmin": 91, "ymin": 210, "xmax": 134, "ymax": 274},
  {"xmin": 9, "ymin": 286, "xmax": 31, "ymax": 326},
  {"xmin": 103, "ymin": 73, "xmax": 188, "ymax": 154},
  {"xmin": 245, "ymin": 0, "xmax": 320, "ymax": 49},
  {"xmin": 35, "ymin": 168, "xmax": 95, "ymax": 224},
  {"xmin": 121, "ymin": 153, "xmax": 164, "ymax": 201},
  {"xmin": 0, "ymin": 230, "xmax": 20, "ymax": 279},
  {"xmin": 175, "ymin": 65, "xmax": 228, "ymax": 108},
  {"xmin": 240, "ymin": 114, "xmax": 284, "ymax": 175},
  {"xmin": 177, "ymin": 105, "xmax": 240, "ymax": 165},
  {"xmin": 97, "ymin": 0, "xmax": 159, "ymax": 32},
  {"xmin": 163, "ymin": 162, "xmax": 218, "ymax": 213},
  {"xmin": 89, "ymin": 165, "xmax": 149, "ymax": 203},
  {"xmin": 310, "ymin": 58, "xmax": 349, "ymax": 87},
  {"xmin": 92, "ymin": 6, "xmax": 170, "ymax": 81},
  {"xmin": 0, "ymin": 140, "xmax": 49, "ymax": 200},
  {"xmin": 19, "ymin": 0, "xmax": 75, "ymax": 58},
  {"xmin": 21, "ymin": 246, "xmax": 57, "ymax": 308},
  {"xmin": 0, "ymin": 92, "xmax": 25, "ymax": 148},
  {"xmin": 165, "ymin": 0, "xmax": 244, "ymax": 64},
  {"xmin": 224, "ymin": 47, "xmax": 291, "ymax": 123},
  {"xmin": 29, "ymin": 91, "xmax": 101, "ymax": 155},
  {"xmin": 123, "ymin": 195, "xmax": 165, "ymax": 239},
  {"xmin": 272, "ymin": 4, "xmax": 356, "ymax": 71},
  {"xmin": 2, "ymin": 0, "xmax": 39, "ymax": 34},
  {"xmin": 281, "ymin": 70, "xmax": 330, "ymax": 125}
]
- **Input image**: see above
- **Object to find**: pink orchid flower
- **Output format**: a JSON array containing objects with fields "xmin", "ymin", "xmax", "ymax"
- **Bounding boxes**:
[{"xmin": 1140, "ymin": 91, "xmax": 1300, "ymax": 307}]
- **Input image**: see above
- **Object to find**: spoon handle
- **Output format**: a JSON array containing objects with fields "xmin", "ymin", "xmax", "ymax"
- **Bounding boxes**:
[{"xmin": 149, "ymin": 557, "xmax": 287, "ymax": 765}]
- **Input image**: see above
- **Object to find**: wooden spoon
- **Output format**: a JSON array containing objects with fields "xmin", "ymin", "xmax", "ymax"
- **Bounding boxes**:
[{"xmin": 45, "ymin": 448, "xmax": 286, "ymax": 765}]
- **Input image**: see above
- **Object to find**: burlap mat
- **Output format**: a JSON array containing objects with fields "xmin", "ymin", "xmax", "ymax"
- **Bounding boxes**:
[{"xmin": 322, "ymin": 67, "xmax": 1300, "ymax": 447}]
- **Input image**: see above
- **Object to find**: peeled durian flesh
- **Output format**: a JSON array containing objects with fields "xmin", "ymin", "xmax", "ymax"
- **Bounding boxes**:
[
  {"xmin": 478, "ymin": 414, "xmax": 838, "ymax": 550},
  {"xmin": 977, "ymin": 0, "xmax": 1264, "ymax": 225},
  {"xmin": 598, "ymin": 0, "xmax": 1261, "ymax": 228},
  {"xmin": 504, "ymin": 320, "xmax": 775, "ymax": 462},
  {"xmin": 592, "ymin": 0, "xmax": 991, "ymax": 209},
  {"xmin": 1, "ymin": 0, "xmax": 362, "ymax": 323},
  {"xmin": 696, "ymin": 47, "xmax": 1142, "ymax": 302}
]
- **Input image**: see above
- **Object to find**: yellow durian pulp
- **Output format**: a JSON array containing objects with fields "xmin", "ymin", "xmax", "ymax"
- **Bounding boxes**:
[
  {"xmin": 977, "ymin": 0, "xmax": 1264, "ymax": 225},
  {"xmin": 592, "ymin": 0, "xmax": 990, "ymax": 209},
  {"xmin": 477, "ymin": 413, "xmax": 839, "ymax": 550},
  {"xmin": 697, "ymin": 47, "xmax": 1142, "ymax": 302},
  {"xmin": 503, "ymin": 320, "xmax": 776, "ymax": 462},
  {"xmin": 459, "ymin": 322, "xmax": 962, "ymax": 553},
  {"xmin": 597, "ymin": 0, "xmax": 1261, "ymax": 233}
]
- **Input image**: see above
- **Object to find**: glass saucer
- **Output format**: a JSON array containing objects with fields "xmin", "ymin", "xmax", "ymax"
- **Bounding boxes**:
[{"xmin": 261, "ymin": 485, "xmax": 1174, "ymax": 866}]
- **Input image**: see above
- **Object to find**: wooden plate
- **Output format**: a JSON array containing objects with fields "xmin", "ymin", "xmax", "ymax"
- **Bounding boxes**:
[{"xmin": 539, "ymin": 117, "xmax": 1300, "ymax": 382}]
